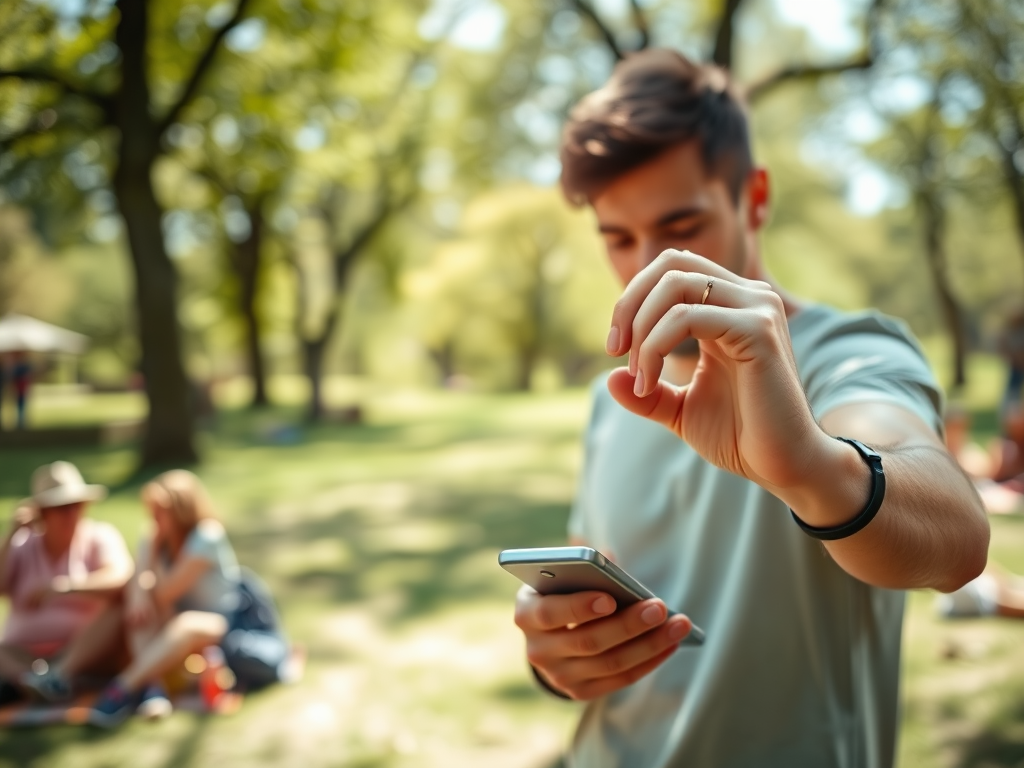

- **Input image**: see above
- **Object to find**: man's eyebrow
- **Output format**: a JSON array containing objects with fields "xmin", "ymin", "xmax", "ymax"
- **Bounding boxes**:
[
  {"xmin": 655, "ymin": 206, "xmax": 705, "ymax": 227},
  {"xmin": 597, "ymin": 206, "xmax": 706, "ymax": 235}
]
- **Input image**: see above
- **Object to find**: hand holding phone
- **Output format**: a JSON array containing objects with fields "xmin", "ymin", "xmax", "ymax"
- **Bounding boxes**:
[{"xmin": 503, "ymin": 546, "xmax": 701, "ymax": 701}]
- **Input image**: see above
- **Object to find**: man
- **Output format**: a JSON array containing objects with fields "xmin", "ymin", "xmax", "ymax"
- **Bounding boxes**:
[
  {"xmin": 513, "ymin": 50, "xmax": 989, "ymax": 767},
  {"xmin": 0, "ymin": 461, "xmax": 133, "ymax": 702}
]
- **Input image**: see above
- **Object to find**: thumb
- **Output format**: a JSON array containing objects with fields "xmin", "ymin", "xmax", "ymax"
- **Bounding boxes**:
[{"xmin": 607, "ymin": 368, "xmax": 687, "ymax": 436}]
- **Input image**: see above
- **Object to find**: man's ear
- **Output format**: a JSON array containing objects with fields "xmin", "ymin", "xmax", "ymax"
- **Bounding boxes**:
[{"xmin": 747, "ymin": 168, "xmax": 770, "ymax": 230}]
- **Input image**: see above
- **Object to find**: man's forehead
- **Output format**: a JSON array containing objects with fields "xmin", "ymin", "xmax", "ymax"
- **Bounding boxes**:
[
  {"xmin": 593, "ymin": 182, "xmax": 719, "ymax": 230},
  {"xmin": 590, "ymin": 141, "xmax": 727, "ymax": 228}
]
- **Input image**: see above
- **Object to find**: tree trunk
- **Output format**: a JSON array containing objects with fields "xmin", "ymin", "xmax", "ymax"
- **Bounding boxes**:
[
  {"xmin": 112, "ymin": 0, "xmax": 196, "ymax": 465},
  {"xmin": 711, "ymin": 0, "xmax": 745, "ymax": 68},
  {"xmin": 996, "ymin": 122, "xmax": 1024, "ymax": 277},
  {"xmin": 300, "ymin": 294, "xmax": 343, "ymax": 423},
  {"xmin": 302, "ymin": 335, "xmax": 329, "ymax": 422},
  {"xmin": 232, "ymin": 203, "xmax": 268, "ymax": 406},
  {"xmin": 921, "ymin": 192, "xmax": 967, "ymax": 389},
  {"xmin": 428, "ymin": 339, "xmax": 457, "ymax": 383},
  {"xmin": 514, "ymin": 344, "xmax": 539, "ymax": 392}
]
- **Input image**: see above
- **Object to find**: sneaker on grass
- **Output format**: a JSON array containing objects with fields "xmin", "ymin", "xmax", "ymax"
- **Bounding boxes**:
[
  {"xmin": 20, "ymin": 669, "xmax": 73, "ymax": 703},
  {"xmin": 136, "ymin": 684, "xmax": 172, "ymax": 721},
  {"xmin": 88, "ymin": 682, "xmax": 138, "ymax": 729},
  {"xmin": 0, "ymin": 680, "xmax": 23, "ymax": 707}
]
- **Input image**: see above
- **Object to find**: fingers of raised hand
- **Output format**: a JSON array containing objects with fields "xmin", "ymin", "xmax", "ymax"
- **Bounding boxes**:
[
  {"xmin": 625, "ymin": 272, "xmax": 759, "ymax": 378},
  {"xmin": 608, "ymin": 250, "xmax": 761, "ymax": 356},
  {"xmin": 514, "ymin": 588, "xmax": 617, "ymax": 633}
]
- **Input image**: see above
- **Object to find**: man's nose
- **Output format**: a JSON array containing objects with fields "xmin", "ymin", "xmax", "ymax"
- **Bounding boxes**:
[{"xmin": 636, "ymin": 241, "xmax": 663, "ymax": 271}]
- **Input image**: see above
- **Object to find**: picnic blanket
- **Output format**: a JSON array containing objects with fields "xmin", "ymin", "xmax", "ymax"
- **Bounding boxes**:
[
  {"xmin": 0, "ymin": 646, "xmax": 304, "ymax": 728},
  {"xmin": 0, "ymin": 690, "xmax": 243, "ymax": 728}
]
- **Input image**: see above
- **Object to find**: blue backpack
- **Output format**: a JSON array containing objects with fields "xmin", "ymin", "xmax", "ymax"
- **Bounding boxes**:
[{"xmin": 223, "ymin": 568, "xmax": 290, "ymax": 690}]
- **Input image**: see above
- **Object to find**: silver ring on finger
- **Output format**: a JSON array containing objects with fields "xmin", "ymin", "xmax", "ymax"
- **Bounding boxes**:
[{"xmin": 700, "ymin": 277, "xmax": 714, "ymax": 305}]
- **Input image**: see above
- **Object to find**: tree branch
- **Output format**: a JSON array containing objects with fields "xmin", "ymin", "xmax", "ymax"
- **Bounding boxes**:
[
  {"xmin": 0, "ymin": 122, "xmax": 48, "ymax": 154},
  {"xmin": 745, "ymin": 0, "xmax": 885, "ymax": 101},
  {"xmin": 0, "ymin": 68, "xmax": 110, "ymax": 111},
  {"xmin": 331, "ymin": 195, "xmax": 402, "ymax": 285},
  {"xmin": 711, "ymin": 0, "xmax": 746, "ymax": 69},
  {"xmin": 746, "ymin": 56, "xmax": 873, "ymax": 102},
  {"xmin": 627, "ymin": 0, "xmax": 650, "ymax": 50},
  {"xmin": 158, "ymin": 0, "xmax": 254, "ymax": 136},
  {"xmin": 569, "ymin": 0, "xmax": 624, "ymax": 61}
]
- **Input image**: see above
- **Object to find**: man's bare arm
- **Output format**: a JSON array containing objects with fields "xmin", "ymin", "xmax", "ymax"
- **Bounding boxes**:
[
  {"xmin": 53, "ymin": 561, "xmax": 133, "ymax": 598},
  {"xmin": 781, "ymin": 401, "xmax": 989, "ymax": 593}
]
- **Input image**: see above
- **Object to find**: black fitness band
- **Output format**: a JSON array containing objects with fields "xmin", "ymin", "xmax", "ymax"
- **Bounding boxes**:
[{"xmin": 790, "ymin": 436, "xmax": 886, "ymax": 541}]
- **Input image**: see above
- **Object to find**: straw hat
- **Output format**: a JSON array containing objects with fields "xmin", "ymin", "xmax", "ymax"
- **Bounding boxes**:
[{"xmin": 23, "ymin": 461, "xmax": 107, "ymax": 509}]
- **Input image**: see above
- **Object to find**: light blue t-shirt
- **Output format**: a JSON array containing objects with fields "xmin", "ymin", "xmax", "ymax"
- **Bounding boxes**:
[
  {"xmin": 173, "ymin": 519, "xmax": 241, "ymax": 618},
  {"xmin": 565, "ymin": 305, "xmax": 942, "ymax": 768}
]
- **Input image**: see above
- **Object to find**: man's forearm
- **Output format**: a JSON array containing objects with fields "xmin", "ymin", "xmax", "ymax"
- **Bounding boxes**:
[{"xmin": 787, "ymin": 440, "xmax": 989, "ymax": 592}]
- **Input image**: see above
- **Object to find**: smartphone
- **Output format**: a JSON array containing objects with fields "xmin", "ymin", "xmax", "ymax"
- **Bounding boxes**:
[{"xmin": 499, "ymin": 546, "xmax": 704, "ymax": 646}]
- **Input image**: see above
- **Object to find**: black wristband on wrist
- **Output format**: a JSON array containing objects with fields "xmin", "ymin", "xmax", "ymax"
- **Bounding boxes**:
[
  {"xmin": 790, "ymin": 436, "xmax": 886, "ymax": 541},
  {"xmin": 530, "ymin": 664, "xmax": 573, "ymax": 700}
]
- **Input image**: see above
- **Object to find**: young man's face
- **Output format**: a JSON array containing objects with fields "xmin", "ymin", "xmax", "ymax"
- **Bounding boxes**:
[{"xmin": 591, "ymin": 140, "xmax": 767, "ymax": 287}]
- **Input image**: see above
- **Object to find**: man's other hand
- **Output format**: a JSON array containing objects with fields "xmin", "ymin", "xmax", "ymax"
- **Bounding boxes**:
[{"xmin": 514, "ymin": 585, "xmax": 692, "ymax": 700}]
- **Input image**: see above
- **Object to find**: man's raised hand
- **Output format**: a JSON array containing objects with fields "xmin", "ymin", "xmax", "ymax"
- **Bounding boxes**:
[{"xmin": 604, "ymin": 249, "xmax": 827, "ymax": 497}]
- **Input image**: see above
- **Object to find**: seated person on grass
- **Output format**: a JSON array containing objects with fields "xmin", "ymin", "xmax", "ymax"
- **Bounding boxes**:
[
  {"xmin": 992, "ymin": 403, "xmax": 1024, "ymax": 491},
  {"xmin": 0, "ymin": 461, "xmax": 133, "ymax": 703},
  {"xmin": 89, "ymin": 469, "xmax": 242, "ymax": 727}
]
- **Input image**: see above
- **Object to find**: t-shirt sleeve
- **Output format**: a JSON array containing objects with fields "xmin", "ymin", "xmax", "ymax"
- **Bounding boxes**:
[
  {"xmin": 801, "ymin": 313, "xmax": 943, "ymax": 436},
  {"xmin": 568, "ymin": 376, "xmax": 611, "ymax": 542},
  {"xmin": 89, "ymin": 521, "xmax": 133, "ymax": 573},
  {"xmin": 184, "ymin": 519, "xmax": 228, "ymax": 565}
]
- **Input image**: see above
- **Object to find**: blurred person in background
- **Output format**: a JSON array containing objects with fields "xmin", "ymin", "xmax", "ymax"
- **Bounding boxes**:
[
  {"xmin": 999, "ymin": 311, "xmax": 1024, "ymax": 423},
  {"xmin": 945, "ymin": 404, "xmax": 994, "ymax": 480},
  {"xmin": 0, "ymin": 461, "xmax": 132, "ymax": 704},
  {"xmin": 89, "ymin": 469, "xmax": 242, "ymax": 727},
  {"xmin": 11, "ymin": 352, "xmax": 31, "ymax": 430},
  {"xmin": 513, "ymin": 49, "xmax": 989, "ymax": 768},
  {"xmin": 0, "ymin": 356, "xmax": 5, "ymax": 431},
  {"xmin": 991, "ymin": 403, "xmax": 1024, "ymax": 491},
  {"xmin": 946, "ymin": 404, "xmax": 1021, "ymax": 514}
]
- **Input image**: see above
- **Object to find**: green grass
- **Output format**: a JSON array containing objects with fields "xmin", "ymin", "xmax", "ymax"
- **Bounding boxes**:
[
  {"xmin": 2, "ymin": 381, "xmax": 1024, "ymax": 768},
  {"xmin": 0, "ymin": 388, "xmax": 585, "ymax": 768}
]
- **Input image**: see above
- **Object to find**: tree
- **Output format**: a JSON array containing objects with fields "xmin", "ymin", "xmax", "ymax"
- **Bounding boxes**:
[
  {"xmin": 0, "ymin": 0, "xmax": 256, "ymax": 464},
  {"xmin": 956, "ymin": 0, "xmax": 1024, "ymax": 276},
  {"xmin": 564, "ymin": 0, "xmax": 883, "ymax": 101},
  {"xmin": 293, "ymin": 145, "xmax": 420, "ymax": 421},
  {"xmin": 408, "ymin": 185, "xmax": 619, "ymax": 390}
]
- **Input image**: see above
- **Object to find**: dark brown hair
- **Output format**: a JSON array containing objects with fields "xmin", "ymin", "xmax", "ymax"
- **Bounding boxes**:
[{"xmin": 559, "ymin": 48, "xmax": 753, "ymax": 206}]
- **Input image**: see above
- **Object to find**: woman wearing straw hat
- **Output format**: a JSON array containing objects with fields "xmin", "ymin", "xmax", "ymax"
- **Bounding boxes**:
[{"xmin": 0, "ymin": 461, "xmax": 133, "ymax": 703}]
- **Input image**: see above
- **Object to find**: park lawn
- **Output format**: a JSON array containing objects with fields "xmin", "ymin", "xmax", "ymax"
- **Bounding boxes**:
[{"xmin": 0, "ymin": 386, "xmax": 1021, "ymax": 767}]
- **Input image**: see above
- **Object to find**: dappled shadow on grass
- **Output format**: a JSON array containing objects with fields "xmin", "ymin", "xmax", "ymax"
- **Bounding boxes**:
[
  {"xmin": 0, "ymin": 395, "xmax": 581, "ymax": 767},
  {"xmin": 0, "ymin": 723, "xmax": 110, "ymax": 768},
  {"xmin": 230, "ymin": 486, "xmax": 570, "ymax": 625},
  {"xmin": 0, "ymin": 443, "xmax": 136, "ymax": 499},
  {"xmin": 954, "ymin": 693, "xmax": 1024, "ymax": 768}
]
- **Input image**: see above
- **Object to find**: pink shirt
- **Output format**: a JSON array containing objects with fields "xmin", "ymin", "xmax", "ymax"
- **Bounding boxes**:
[{"xmin": 1, "ymin": 519, "xmax": 131, "ymax": 655}]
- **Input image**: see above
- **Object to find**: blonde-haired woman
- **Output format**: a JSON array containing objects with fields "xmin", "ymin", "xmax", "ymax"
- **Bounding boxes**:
[{"xmin": 90, "ymin": 470, "xmax": 241, "ymax": 727}]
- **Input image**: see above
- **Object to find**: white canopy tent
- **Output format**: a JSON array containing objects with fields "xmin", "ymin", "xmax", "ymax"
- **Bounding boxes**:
[{"xmin": 0, "ymin": 314, "xmax": 88, "ymax": 354}]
